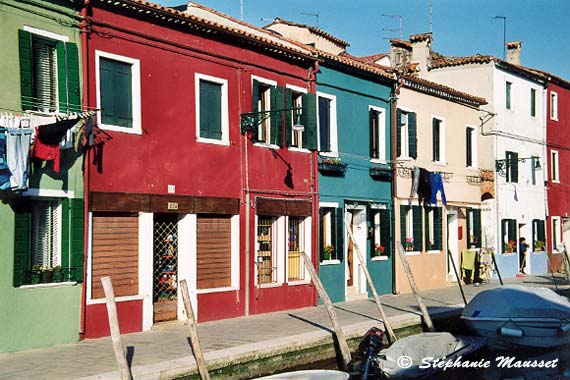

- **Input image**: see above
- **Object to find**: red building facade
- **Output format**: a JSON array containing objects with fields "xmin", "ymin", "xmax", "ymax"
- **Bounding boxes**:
[
  {"xmin": 82, "ymin": 0, "xmax": 318, "ymax": 338},
  {"xmin": 546, "ymin": 78, "xmax": 570, "ymax": 272}
]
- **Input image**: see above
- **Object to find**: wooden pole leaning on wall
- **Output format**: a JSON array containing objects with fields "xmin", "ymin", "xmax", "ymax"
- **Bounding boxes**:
[
  {"xmin": 396, "ymin": 242, "xmax": 435, "ymax": 332},
  {"xmin": 490, "ymin": 252, "xmax": 504, "ymax": 286},
  {"xmin": 301, "ymin": 251, "xmax": 352, "ymax": 370},
  {"xmin": 101, "ymin": 276, "xmax": 132, "ymax": 380},
  {"xmin": 180, "ymin": 279, "xmax": 211, "ymax": 380},
  {"xmin": 343, "ymin": 214, "xmax": 397, "ymax": 344},
  {"xmin": 447, "ymin": 249, "xmax": 467, "ymax": 306}
]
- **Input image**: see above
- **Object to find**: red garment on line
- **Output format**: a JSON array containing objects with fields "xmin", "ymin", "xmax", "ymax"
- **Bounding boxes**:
[{"xmin": 31, "ymin": 130, "xmax": 60, "ymax": 173}]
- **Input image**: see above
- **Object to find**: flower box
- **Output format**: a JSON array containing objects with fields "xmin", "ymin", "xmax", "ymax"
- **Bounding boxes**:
[
  {"xmin": 318, "ymin": 161, "xmax": 347, "ymax": 175},
  {"xmin": 369, "ymin": 165, "xmax": 393, "ymax": 180}
]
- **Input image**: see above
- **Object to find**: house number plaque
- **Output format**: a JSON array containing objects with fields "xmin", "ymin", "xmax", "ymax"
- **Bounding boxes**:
[{"xmin": 167, "ymin": 202, "xmax": 179, "ymax": 210}]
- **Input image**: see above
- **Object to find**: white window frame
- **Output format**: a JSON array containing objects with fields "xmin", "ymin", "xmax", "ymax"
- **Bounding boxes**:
[
  {"xmin": 320, "ymin": 202, "xmax": 340, "ymax": 265},
  {"xmin": 95, "ymin": 50, "xmax": 142, "ymax": 135},
  {"xmin": 286, "ymin": 84, "xmax": 309, "ymax": 153},
  {"xmin": 397, "ymin": 106, "xmax": 414, "ymax": 160},
  {"xmin": 371, "ymin": 208, "xmax": 389, "ymax": 261},
  {"xmin": 255, "ymin": 215, "xmax": 285, "ymax": 287},
  {"xmin": 369, "ymin": 105, "xmax": 387, "ymax": 163},
  {"xmin": 31, "ymin": 198, "xmax": 62, "ymax": 269},
  {"xmin": 431, "ymin": 115, "xmax": 446, "ymax": 166},
  {"xmin": 551, "ymin": 149, "xmax": 560, "ymax": 183},
  {"xmin": 403, "ymin": 205, "xmax": 420, "ymax": 256},
  {"xmin": 251, "ymin": 75, "xmax": 278, "ymax": 148},
  {"xmin": 316, "ymin": 91, "xmax": 338, "ymax": 157},
  {"xmin": 551, "ymin": 91, "xmax": 559, "ymax": 121},
  {"xmin": 286, "ymin": 216, "xmax": 311, "ymax": 285},
  {"xmin": 466, "ymin": 125, "xmax": 478, "ymax": 169},
  {"xmin": 552, "ymin": 216, "xmax": 562, "ymax": 253},
  {"xmin": 194, "ymin": 73, "xmax": 229, "ymax": 146}
]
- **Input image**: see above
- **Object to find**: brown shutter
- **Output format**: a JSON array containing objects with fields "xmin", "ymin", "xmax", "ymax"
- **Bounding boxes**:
[
  {"xmin": 286, "ymin": 200, "xmax": 312, "ymax": 216},
  {"xmin": 197, "ymin": 215, "xmax": 232, "ymax": 289},
  {"xmin": 256, "ymin": 198, "xmax": 287, "ymax": 216},
  {"xmin": 91, "ymin": 213, "xmax": 139, "ymax": 299}
]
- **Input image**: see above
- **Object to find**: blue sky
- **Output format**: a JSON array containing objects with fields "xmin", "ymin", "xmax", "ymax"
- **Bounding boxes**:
[{"xmin": 156, "ymin": 0, "xmax": 570, "ymax": 79}]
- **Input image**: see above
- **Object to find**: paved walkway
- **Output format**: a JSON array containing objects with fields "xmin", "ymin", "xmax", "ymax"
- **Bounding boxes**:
[{"xmin": 1, "ymin": 275, "xmax": 568, "ymax": 380}]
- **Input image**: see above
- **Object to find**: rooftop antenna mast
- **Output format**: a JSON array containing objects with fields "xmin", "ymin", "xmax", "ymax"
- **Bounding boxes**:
[
  {"xmin": 429, "ymin": 0, "xmax": 433, "ymax": 33},
  {"xmin": 493, "ymin": 16, "xmax": 507, "ymax": 59},
  {"xmin": 240, "ymin": 0, "xmax": 244, "ymax": 20},
  {"xmin": 300, "ymin": 12, "xmax": 319, "ymax": 28},
  {"xmin": 382, "ymin": 13, "xmax": 402, "ymax": 40}
]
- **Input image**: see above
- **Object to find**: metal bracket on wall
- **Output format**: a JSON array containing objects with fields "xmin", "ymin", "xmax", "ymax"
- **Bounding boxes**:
[{"xmin": 240, "ymin": 107, "xmax": 302, "ymax": 134}]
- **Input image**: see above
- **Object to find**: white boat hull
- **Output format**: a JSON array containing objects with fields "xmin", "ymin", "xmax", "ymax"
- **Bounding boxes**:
[{"xmin": 462, "ymin": 316, "xmax": 570, "ymax": 348}]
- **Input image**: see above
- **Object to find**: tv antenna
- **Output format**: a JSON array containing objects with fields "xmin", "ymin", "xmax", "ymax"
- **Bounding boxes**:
[
  {"xmin": 493, "ymin": 16, "xmax": 507, "ymax": 59},
  {"xmin": 382, "ymin": 13, "xmax": 402, "ymax": 40},
  {"xmin": 300, "ymin": 12, "xmax": 319, "ymax": 28}
]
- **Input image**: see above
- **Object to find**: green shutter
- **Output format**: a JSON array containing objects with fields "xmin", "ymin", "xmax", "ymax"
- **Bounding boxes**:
[
  {"xmin": 19, "ymin": 30, "xmax": 33, "ymax": 111},
  {"xmin": 508, "ymin": 219, "xmax": 517, "ymax": 247},
  {"xmin": 380, "ymin": 209, "xmax": 391, "ymax": 255},
  {"xmin": 434, "ymin": 208, "xmax": 442, "ymax": 250},
  {"xmin": 318, "ymin": 208, "xmax": 324, "ymax": 261},
  {"xmin": 270, "ymin": 86, "xmax": 284, "ymax": 146},
  {"xmin": 66, "ymin": 42, "xmax": 80, "ymax": 113},
  {"xmin": 466, "ymin": 128, "xmax": 472, "ymax": 167},
  {"xmin": 413, "ymin": 206, "xmax": 423, "ymax": 251},
  {"xmin": 335, "ymin": 207, "xmax": 344, "ymax": 261},
  {"xmin": 512, "ymin": 152, "xmax": 519, "ymax": 183},
  {"xmin": 473, "ymin": 209, "xmax": 481, "ymax": 248},
  {"xmin": 538, "ymin": 220, "xmax": 546, "ymax": 243},
  {"xmin": 396, "ymin": 109, "xmax": 402, "ymax": 157},
  {"xmin": 302, "ymin": 93, "xmax": 317, "ymax": 150},
  {"xmin": 408, "ymin": 112, "xmax": 417, "ymax": 159},
  {"xmin": 61, "ymin": 198, "xmax": 84, "ymax": 282},
  {"xmin": 100, "ymin": 57, "xmax": 133, "ymax": 128},
  {"xmin": 501, "ymin": 219, "xmax": 507, "ymax": 253},
  {"xmin": 370, "ymin": 110, "xmax": 377, "ymax": 159},
  {"xmin": 432, "ymin": 119, "xmax": 438, "ymax": 161},
  {"xmin": 531, "ymin": 89, "xmax": 536, "ymax": 117},
  {"xmin": 14, "ymin": 210, "xmax": 31, "ymax": 287},
  {"xmin": 199, "ymin": 80, "xmax": 222, "ymax": 139},
  {"xmin": 400, "ymin": 205, "xmax": 407, "ymax": 244},
  {"xmin": 251, "ymin": 79, "xmax": 259, "ymax": 141},
  {"xmin": 466, "ymin": 208, "xmax": 472, "ymax": 246},
  {"xmin": 424, "ymin": 208, "xmax": 431, "ymax": 250},
  {"xmin": 285, "ymin": 88, "xmax": 293, "ymax": 147},
  {"xmin": 56, "ymin": 41, "xmax": 68, "ymax": 113}
]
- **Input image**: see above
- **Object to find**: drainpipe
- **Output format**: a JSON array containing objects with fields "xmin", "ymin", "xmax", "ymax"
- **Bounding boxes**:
[
  {"xmin": 309, "ymin": 61, "xmax": 319, "ymax": 305},
  {"xmin": 79, "ymin": 0, "xmax": 91, "ymax": 336},
  {"xmin": 391, "ymin": 72, "xmax": 404, "ymax": 294}
]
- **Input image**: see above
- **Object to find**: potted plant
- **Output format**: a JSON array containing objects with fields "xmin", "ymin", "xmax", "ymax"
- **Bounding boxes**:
[
  {"xmin": 534, "ymin": 240, "xmax": 545, "ymax": 251},
  {"xmin": 405, "ymin": 237, "xmax": 414, "ymax": 251},
  {"xmin": 318, "ymin": 157, "xmax": 348, "ymax": 175},
  {"xmin": 323, "ymin": 245, "xmax": 335, "ymax": 260},
  {"xmin": 52, "ymin": 266, "xmax": 63, "ymax": 283},
  {"xmin": 40, "ymin": 266, "xmax": 54, "ymax": 284},
  {"xmin": 373, "ymin": 243, "xmax": 385, "ymax": 257},
  {"xmin": 503, "ymin": 240, "xmax": 516, "ymax": 253},
  {"xmin": 30, "ymin": 264, "xmax": 42, "ymax": 285}
]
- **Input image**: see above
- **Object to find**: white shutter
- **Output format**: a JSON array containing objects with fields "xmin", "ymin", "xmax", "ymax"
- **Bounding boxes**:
[{"xmin": 32, "ymin": 36, "xmax": 58, "ymax": 113}]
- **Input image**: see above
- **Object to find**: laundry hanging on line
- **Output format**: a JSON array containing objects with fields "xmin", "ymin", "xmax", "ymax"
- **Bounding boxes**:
[
  {"xmin": 410, "ymin": 166, "xmax": 447, "ymax": 206},
  {"xmin": 0, "ymin": 114, "xmax": 33, "ymax": 192}
]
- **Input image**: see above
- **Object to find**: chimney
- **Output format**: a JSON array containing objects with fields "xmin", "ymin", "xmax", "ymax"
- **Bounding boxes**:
[
  {"xmin": 409, "ymin": 32, "xmax": 432, "ymax": 72},
  {"xmin": 506, "ymin": 41, "xmax": 522, "ymax": 65}
]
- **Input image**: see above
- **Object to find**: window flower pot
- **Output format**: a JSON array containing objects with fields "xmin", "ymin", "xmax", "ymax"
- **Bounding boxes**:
[
  {"xmin": 40, "ymin": 270, "xmax": 54, "ymax": 284},
  {"xmin": 318, "ymin": 161, "xmax": 347, "ymax": 176},
  {"xmin": 369, "ymin": 165, "xmax": 393, "ymax": 180}
]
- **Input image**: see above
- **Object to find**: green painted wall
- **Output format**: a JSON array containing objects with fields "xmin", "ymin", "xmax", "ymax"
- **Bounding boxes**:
[
  {"xmin": 317, "ymin": 65, "xmax": 394, "ymax": 302},
  {"xmin": 0, "ymin": 0, "xmax": 83, "ymax": 353}
]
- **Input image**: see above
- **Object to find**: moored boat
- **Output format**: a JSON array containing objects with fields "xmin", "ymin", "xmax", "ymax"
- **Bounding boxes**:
[
  {"xmin": 254, "ymin": 370, "xmax": 350, "ymax": 380},
  {"xmin": 461, "ymin": 285, "xmax": 570, "ymax": 348}
]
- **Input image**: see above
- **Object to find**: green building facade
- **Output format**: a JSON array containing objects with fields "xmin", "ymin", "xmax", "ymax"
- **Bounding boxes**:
[{"xmin": 0, "ymin": 0, "xmax": 84, "ymax": 353}]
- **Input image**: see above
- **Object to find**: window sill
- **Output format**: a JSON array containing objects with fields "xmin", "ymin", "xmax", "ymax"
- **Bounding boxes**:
[
  {"xmin": 552, "ymin": 180, "xmax": 561, "ymax": 184},
  {"xmin": 196, "ymin": 137, "xmax": 229, "ymax": 146},
  {"xmin": 551, "ymin": 117, "xmax": 559, "ymax": 122},
  {"xmin": 19, "ymin": 281, "xmax": 78, "ymax": 290},
  {"xmin": 397, "ymin": 156, "xmax": 414, "ymax": 161},
  {"xmin": 99, "ymin": 123, "xmax": 142, "ymax": 135},
  {"xmin": 502, "ymin": 253, "xmax": 517, "ymax": 256},
  {"xmin": 320, "ymin": 259, "xmax": 341, "ymax": 266},
  {"xmin": 288, "ymin": 147, "xmax": 311, "ymax": 154},
  {"xmin": 258, "ymin": 283, "xmax": 282, "ymax": 289},
  {"xmin": 370, "ymin": 159, "xmax": 388, "ymax": 164},
  {"xmin": 466, "ymin": 166, "xmax": 479, "ymax": 171},
  {"xmin": 531, "ymin": 251, "xmax": 546, "ymax": 255},
  {"xmin": 432, "ymin": 161, "xmax": 447, "ymax": 167},
  {"xmin": 405, "ymin": 251, "xmax": 421, "ymax": 256},
  {"xmin": 253, "ymin": 142, "xmax": 280, "ymax": 150},
  {"xmin": 287, "ymin": 279, "xmax": 310, "ymax": 286},
  {"xmin": 88, "ymin": 294, "xmax": 143, "ymax": 305},
  {"xmin": 427, "ymin": 250, "xmax": 442, "ymax": 255},
  {"xmin": 197, "ymin": 286, "xmax": 238, "ymax": 294},
  {"xmin": 552, "ymin": 250, "xmax": 562, "ymax": 255},
  {"xmin": 319, "ymin": 152, "xmax": 339, "ymax": 158},
  {"xmin": 371, "ymin": 256, "xmax": 389, "ymax": 261}
]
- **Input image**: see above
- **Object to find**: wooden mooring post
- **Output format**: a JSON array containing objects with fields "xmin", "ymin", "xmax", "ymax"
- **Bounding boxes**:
[
  {"xmin": 447, "ymin": 249, "xmax": 467, "ymax": 306},
  {"xmin": 344, "ymin": 213, "xmax": 397, "ymax": 344},
  {"xmin": 396, "ymin": 242, "xmax": 435, "ymax": 332},
  {"xmin": 490, "ymin": 251, "xmax": 504, "ymax": 286},
  {"xmin": 180, "ymin": 279, "xmax": 211, "ymax": 380},
  {"xmin": 101, "ymin": 276, "xmax": 131, "ymax": 380},
  {"xmin": 301, "ymin": 251, "xmax": 352, "ymax": 370}
]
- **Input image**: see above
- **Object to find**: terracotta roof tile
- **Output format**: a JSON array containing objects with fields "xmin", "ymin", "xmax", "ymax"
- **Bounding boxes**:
[
  {"xmin": 401, "ymin": 74, "xmax": 487, "ymax": 106},
  {"xmin": 314, "ymin": 49, "xmax": 395, "ymax": 81},
  {"xmin": 390, "ymin": 39, "xmax": 412, "ymax": 49},
  {"xmin": 95, "ymin": 0, "xmax": 316, "ymax": 60},
  {"xmin": 409, "ymin": 32, "xmax": 432, "ymax": 43},
  {"xmin": 263, "ymin": 18, "xmax": 350, "ymax": 48},
  {"xmin": 359, "ymin": 53, "xmax": 389, "ymax": 64}
]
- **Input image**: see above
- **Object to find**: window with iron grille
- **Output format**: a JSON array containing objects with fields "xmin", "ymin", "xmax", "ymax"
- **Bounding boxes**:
[
  {"xmin": 257, "ymin": 216, "xmax": 276, "ymax": 284},
  {"xmin": 287, "ymin": 217, "xmax": 304, "ymax": 281}
]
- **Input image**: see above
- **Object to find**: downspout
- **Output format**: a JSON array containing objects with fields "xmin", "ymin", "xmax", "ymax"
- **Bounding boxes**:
[
  {"xmin": 309, "ymin": 61, "xmax": 319, "ymax": 305},
  {"xmin": 240, "ymin": 65, "xmax": 250, "ymax": 317},
  {"xmin": 391, "ymin": 72, "xmax": 404, "ymax": 294},
  {"xmin": 79, "ymin": 0, "xmax": 91, "ymax": 336}
]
